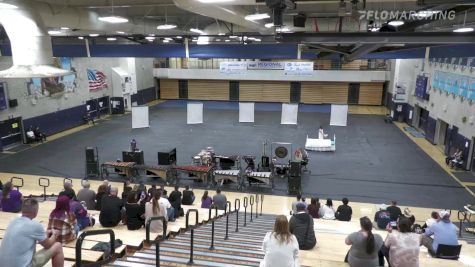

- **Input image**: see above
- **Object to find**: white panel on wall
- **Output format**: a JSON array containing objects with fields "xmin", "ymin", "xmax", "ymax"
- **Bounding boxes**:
[
  {"xmin": 187, "ymin": 102, "xmax": 203, "ymax": 124},
  {"xmin": 330, "ymin": 104, "xmax": 348, "ymax": 126},
  {"xmin": 281, "ymin": 103, "xmax": 298, "ymax": 125},
  {"xmin": 239, "ymin": 102, "xmax": 255, "ymax": 122},
  {"xmin": 132, "ymin": 106, "xmax": 149, "ymax": 128}
]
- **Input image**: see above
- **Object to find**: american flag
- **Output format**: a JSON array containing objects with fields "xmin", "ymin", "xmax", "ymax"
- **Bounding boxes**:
[{"xmin": 87, "ymin": 69, "xmax": 108, "ymax": 91}]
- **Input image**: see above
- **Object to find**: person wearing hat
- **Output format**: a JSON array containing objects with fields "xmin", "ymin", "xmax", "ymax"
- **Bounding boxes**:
[
  {"xmin": 422, "ymin": 210, "xmax": 458, "ymax": 254},
  {"xmin": 289, "ymin": 202, "xmax": 316, "ymax": 250},
  {"xmin": 374, "ymin": 204, "xmax": 391, "ymax": 230}
]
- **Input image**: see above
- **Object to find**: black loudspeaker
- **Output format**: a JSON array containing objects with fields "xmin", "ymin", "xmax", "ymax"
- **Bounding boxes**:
[
  {"xmin": 288, "ymin": 176, "xmax": 301, "ymax": 194},
  {"xmin": 290, "ymin": 161, "xmax": 301, "ymax": 177},
  {"xmin": 158, "ymin": 148, "xmax": 176, "ymax": 165},
  {"xmin": 123, "ymin": 150, "xmax": 144, "ymax": 165},
  {"xmin": 8, "ymin": 99, "xmax": 18, "ymax": 108},
  {"xmin": 293, "ymin": 13, "xmax": 307, "ymax": 27},
  {"xmin": 86, "ymin": 147, "xmax": 96, "ymax": 163},
  {"xmin": 86, "ymin": 162, "xmax": 99, "ymax": 177}
]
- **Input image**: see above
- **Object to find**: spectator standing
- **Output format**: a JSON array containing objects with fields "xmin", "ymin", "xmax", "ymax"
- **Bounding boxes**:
[
  {"xmin": 169, "ymin": 186, "xmax": 183, "ymax": 217},
  {"xmin": 99, "ymin": 187, "xmax": 124, "ymax": 227},
  {"xmin": 125, "ymin": 192, "xmax": 145, "ymax": 230},
  {"xmin": 374, "ymin": 204, "xmax": 391, "ymax": 230},
  {"xmin": 77, "ymin": 181, "xmax": 96, "ymax": 210},
  {"xmin": 201, "ymin": 190, "xmax": 213, "ymax": 209},
  {"xmin": 289, "ymin": 203, "xmax": 316, "ymax": 250},
  {"xmin": 307, "ymin": 198, "xmax": 320, "ymax": 219},
  {"xmin": 182, "ymin": 185, "xmax": 195, "ymax": 205},
  {"xmin": 386, "ymin": 201, "xmax": 403, "ymax": 222},
  {"xmin": 319, "ymin": 198, "xmax": 336, "ymax": 220},
  {"xmin": 0, "ymin": 199, "xmax": 64, "ymax": 267},
  {"xmin": 47, "ymin": 195, "xmax": 78, "ymax": 244},
  {"xmin": 260, "ymin": 215, "xmax": 300, "ymax": 267},
  {"xmin": 422, "ymin": 210, "xmax": 458, "ymax": 254},
  {"xmin": 212, "ymin": 189, "xmax": 227, "ymax": 210},
  {"xmin": 384, "ymin": 216, "xmax": 422, "ymax": 267},
  {"xmin": 0, "ymin": 181, "xmax": 23, "ymax": 212},
  {"xmin": 336, "ymin": 198, "xmax": 353, "ymax": 221},
  {"xmin": 345, "ymin": 217, "xmax": 384, "ymax": 267},
  {"xmin": 145, "ymin": 191, "xmax": 167, "ymax": 233}
]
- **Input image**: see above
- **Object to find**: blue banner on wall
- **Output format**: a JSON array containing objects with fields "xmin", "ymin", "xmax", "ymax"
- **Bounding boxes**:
[{"xmin": 433, "ymin": 70, "xmax": 475, "ymax": 100}]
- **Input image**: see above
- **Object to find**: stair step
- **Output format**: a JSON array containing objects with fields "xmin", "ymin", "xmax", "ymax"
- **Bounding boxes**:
[
  {"xmin": 133, "ymin": 250, "xmax": 260, "ymax": 266},
  {"xmin": 194, "ymin": 229, "xmax": 267, "ymax": 239},
  {"xmin": 113, "ymin": 254, "xmax": 254, "ymax": 267},
  {"xmin": 200, "ymin": 225, "xmax": 271, "ymax": 235},
  {"xmin": 171, "ymin": 236, "xmax": 262, "ymax": 249},
  {"xmin": 152, "ymin": 241, "xmax": 264, "ymax": 256},
  {"xmin": 180, "ymin": 232, "xmax": 263, "ymax": 244}
]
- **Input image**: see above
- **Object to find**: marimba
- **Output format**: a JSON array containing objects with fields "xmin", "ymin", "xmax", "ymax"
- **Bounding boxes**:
[
  {"xmin": 214, "ymin": 169, "xmax": 241, "ymax": 185},
  {"xmin": 247, "ymin": 171, "xmax": 273, "ymax": 188},
  {"xmin": 174, "ymin": 165, "xmax": 214, "ymax": 186},
  {"xmin": 101, "ymin": 162, "xmax": 137, "ymax": 180},
  {"xmin": 135, "ymin": 165, "xmax": 170, "ymax": 181}
]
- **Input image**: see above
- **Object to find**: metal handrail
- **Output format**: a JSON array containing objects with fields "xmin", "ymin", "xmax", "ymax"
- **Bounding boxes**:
[
  {"xmin": 76, "ymin": 229, "xmax": 115, "ymax": 267},
  {"xmin": 10, "ymin": 176, "xmax": 23, "ymax": 190},
  {"xmin": 457, "ymin": 210, "xmax": 467, "ymax": 238},
  {"xmin": 208, "ymin": 205, "xmax": 218, "ymax": 250},
  {"xmin": 145, "ymin": 216, "xmax": 167, "ymax": 267},
  {"xmin": 225, "ymin": 201, "xmax": 232, "ymax": 240},
  {"xmin": 186, "ymin": 209, "xmax": 199, "ymax": 265},
  {"xmin": 235, "ymin": 199, "xmax": 240, "ymax": 232},
  {"xmin": 38, "ymin": 177, "xmax": 50, "ymax": 201},
  {"xmin": 243, "ymin": 197, "xmax": 248, "ymax": 227},
  {"xmin": 249, "ymin": 195, "xmax": 254, "ymax": 222},
  {"xmin": 260, "ymin": 194, "xmax": 264, "ymax": 216}
]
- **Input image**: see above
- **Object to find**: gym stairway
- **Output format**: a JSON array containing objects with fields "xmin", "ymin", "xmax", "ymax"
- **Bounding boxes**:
[{"xmin": 109, "ymin": 199, "xmax": 276, "ymax": 266}]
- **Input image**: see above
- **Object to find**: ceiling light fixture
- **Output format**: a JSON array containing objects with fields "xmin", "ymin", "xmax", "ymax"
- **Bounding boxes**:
[
  {"xmin": 157, "ymin": 24, "xmax": 177, "ymax": 30},
  {"xmin": 164, "ymin": 37, "xmax": 172, "ymax": 41},
  {"xmin": 47, "ymin": 30, "xmax": 61, "ymax": 35},
  {"xmin": 225, "ymin": 39, "xmax": 230, "ymax": 42},
  {"xmin": 216, "ymin": 38, "xmax": 221, "ymax": 41},
  {"xmin": 229, "ymin": 35, "xmax": 238, "ymax": 39},
  {"xmin": 218, "ymin": 32, "xmax": 226, "ymax": 36},
  {"xmin": 61, "ymin": 27, "xmax": 70, "ymax": 30},
  {"xmin": 265, "ymin": 23, "xmax": 274, "ymax": 28},
  {"xmin": 276, "ymin": 27, "xmax": 291, "ymax": 32},
  {"xmin": 163, "ymin": 39, "xmax": 170, "ymax": 43},
  {"xmin": 89, "ymin": 33, "xmax": 100, "ymax": 37},
  {"xmin": 190, "ymin": 28, "xmax": 205, "ymax": 34},
  {"xmin": 78, "ymin": 36, "xmax": 84, "ymax": 40},
  {"xmin": 107, "ymin": 37, "xmax": 117, "ymax": 41},
  {"xmin": 254, "ymin": 38, "xmax": 261, "ymax": 42},
  {"xmin": 370, "ymin": 27, "xmax": 380, "ymax": 32},
  {"xmin": 145, "ymin": 36, "xmax": 156, "ymax": 40},
  {"xmin": 116, "ymin": 31, "xmax": 125, "ymax": 34},
  {"xmin": 176, "ymin": 36, "xmax": 183, "ymax": 39},
  {"xmin": 245, "ymin": 13, "xmax": 270, "ymax": 21},
  {"xmin": 98, "ymin": 0, "xmax": 129, "ymax": 24},
  {"xmin": 388, "ymin": 20, "xmax": 404, "ymax": 26},
  {"xmin": 0, "ymin": 3, "xmax": 18, "ymax": 9}
]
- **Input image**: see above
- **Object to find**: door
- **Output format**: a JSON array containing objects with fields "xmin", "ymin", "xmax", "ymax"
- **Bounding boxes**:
[
  {"xmin": 471, "ymin": 137, "xmax": 475, "ymax": 173},
  {"xmin": 436, "ymin": 119, "xmax": 448, "ymax": 149},
  {"xmin": 348, "ymin": 83, "xmax": 360, "ymax": 104},
  {"xmin": 0, "ymin": 117, "xmax": 23, "ymax": 146},
  {"xmin": 418, "ymin": 108, "xmax": 429, "ymax": 134}
]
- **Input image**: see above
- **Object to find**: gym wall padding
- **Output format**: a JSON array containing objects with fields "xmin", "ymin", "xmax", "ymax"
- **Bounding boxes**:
[
  {"xmin": 188, "ymin": 80, "xmax": 229, "ymax": 101},
  {"xmin": 301, "ymin": 82, "xmax": 349, "ymax": 104},
  {"xmin": 239, "ymin": 81, "xmax": 290, "ymax": 102},
  {"xmin": 159, "ymin": 79, "xmax": 179, "ymax": 99},
  {"xmin": 358, "ymin": 83, "xmax": 383, "ymax": 105}
]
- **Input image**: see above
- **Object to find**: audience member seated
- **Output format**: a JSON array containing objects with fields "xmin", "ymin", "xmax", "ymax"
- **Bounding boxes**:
[
  {"xmin": 0, "ymin": 199, "xmax": 64, "ymax": 267},
  {"xmin": 213, "ymin": 188, "xmax": 227, "ymax": 210},
  {"xmin": 148, "ymin": 184, "xmax": 159, "ymax": 197},
  {"xmin": 34, "ymin": 126, "xmax": 47, "ymax": 142},
  {"xmin": 383, "ymin": 216, "xmax": 422, "ymax": 267},
  {"xmin": 125, "ymin": 192, "xmax": 146, "ymax": 230},
  {"xmin": 387, "ymin": 201, "xmax": 403, "ymax": 222},
  {"xmin": 70, "ymin": 196, "xmax": 94, "ymax": 230},
  {"xmin": 169, "ymin": 186, "xmax": 183, "ymax": 218},
  {"xmin": 158, "ymin": 190, "xmax": 175, "ymax": 222},
  {"xmin": 26, "ymin": 126, "xmax": 36, "ymax": 143},
  {"xmin": 201, "ymin": 190, "xmax": 213, "ymax": 209},
  {"xmin": 423, "ymin": 211, "xmax": 440, "ymax": 230},
  {"xmin": 260, "ymin": 215, "xmax": 300, "ymax": 267},
  {"xmin": 48, "ymin": 195, "xmax": 78, "ymax": 244},
  {"xmin": 422, "ymin": 210, "xmax": 458, "ymax": 255},
  {"xmin": 374, "ymin": 204, "xmax": 391, "ymax": 230},
  {"xmin": 160, "ymin": 185, "xmax": 168, "ymax": 197},
  {"xmin": 59, "ymin": 181, "xmax": 76, "ymax": 200},
  {"xmin": 182, "ymin": 185, "xmax": 195, "ymax": 205},
  {"xmin": 289, "ymin": 203, "xmax": 316, "ymax": 250},
  {"xmin": 95, "ymin": 184, "xmax": 109, "ymax": 211},
  {"xmin": 446, "ymin": 149, "xmax": 463, "ymax": 169},
  {"xmin": 77, "ymin": 181, "xmax": 96, "ymax": 210},
  {"xmin": 291, "ymin": 194, "xmax": 307, "ymax": 215},
  {"xmin": 0, "ymin": 181, "xmax": 23, "ymax": 212},
  {"xmin": 319, "ymin": 198, "xmax": 336, "ymax": 220},
  {"xmin": 345, "ymin": 216, "xmax": 383, "ymax": 267},
  {"xmin": 99, "ymin": 187, "xmax": 124, "ymax": 227},
  {"xmin": 122, "ymin": 181, "xmax": 133, "ymax": 201},
  {"xmin": 307, "ymin": 197, "xmax": 320, "ymax": 219},
  {"xmin": 336, "ymin": 197, "xmax": 353, "ymax": 221},
  {"xmin": 145, "ymin": 191, "xmax": 167, "ymax": 233}
]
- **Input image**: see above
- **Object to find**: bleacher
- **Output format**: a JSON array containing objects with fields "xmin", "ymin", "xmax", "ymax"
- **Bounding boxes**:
[{"xmin": 1, "ymin": 172, "xmax": 475, "ymax": 267}]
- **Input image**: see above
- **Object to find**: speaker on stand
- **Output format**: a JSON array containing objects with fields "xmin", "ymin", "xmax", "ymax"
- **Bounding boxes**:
[
  {"xmin": 288, "ymin": 161, "xmax": 301, "ymax": 195},
  {"xmin": 85, "ymin": 147, "xmax": 99, "ymax": 178}
]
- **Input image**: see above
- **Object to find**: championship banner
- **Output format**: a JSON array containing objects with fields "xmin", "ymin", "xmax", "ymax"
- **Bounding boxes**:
[
  {"xmin": 284, "ymin": 62, "xmax": 314, "ymax": 75},
  {"xmin": 219, "ymin": 62, "xmax": 247, "ymax": 75}
]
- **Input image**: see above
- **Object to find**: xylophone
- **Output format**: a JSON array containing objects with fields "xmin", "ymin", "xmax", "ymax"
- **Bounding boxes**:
[
  {"xmin": 174, "ymin": 165, "xmax": 214, "ymax": 185},
  {"xmin": 214, "ymin": 169, "xmax": 241, "ymax": 186},
  {"xmin": 101, "ymin": 162, "xmax": 137, "ymax": 180},
  {"xmin": 247, "ymin": 171, "xmax": 274, "ymax": 189},
  {"xmin": 135, "ymin": 164, "xmax": 170, "ymax": 181}
]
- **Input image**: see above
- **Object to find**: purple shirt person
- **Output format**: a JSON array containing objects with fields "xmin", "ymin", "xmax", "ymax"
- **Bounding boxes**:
[
  {"xmin": 201, "ymin": 191, "xmax": 213, "ymax": 209},
  {"xmin": 0, "ymin": 182, "xmax": 23, "ymax": 212}
]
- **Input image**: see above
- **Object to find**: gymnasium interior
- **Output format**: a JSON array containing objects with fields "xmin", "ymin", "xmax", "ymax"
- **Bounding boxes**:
[{"xmin": 0, "ymin": 0, "xmax": 475, "ymax": 266}]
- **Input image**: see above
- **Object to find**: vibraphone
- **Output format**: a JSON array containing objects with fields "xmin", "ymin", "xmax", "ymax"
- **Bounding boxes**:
[
  {"xmin": 101, "ymin": 162, "xmax": 137, "ymax": 180},
  {"xmin": 247, "ymin": 171, "xmax": 273, "ymax": 189},
  {"xmin": 135, "ymin": 164, "xmax": 170, "ymax": 181},
  {"xmin": 214, "ymin": 169, "xmax": 241, "ymax": 186},
  {"xmin": 174, "ymin": 165, "xmax": 214, "ymax": 186}
]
